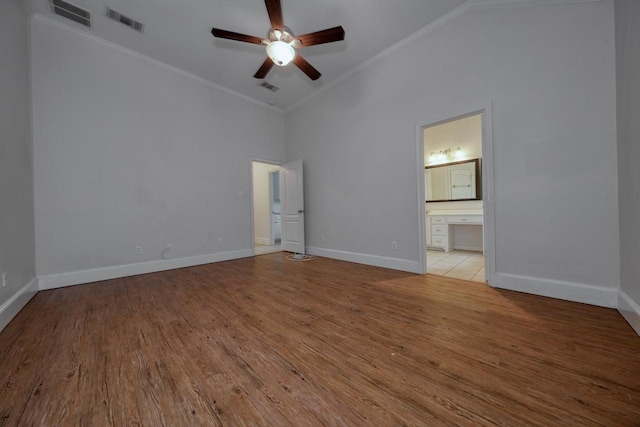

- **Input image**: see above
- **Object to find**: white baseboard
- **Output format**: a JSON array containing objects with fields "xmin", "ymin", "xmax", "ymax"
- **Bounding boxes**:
[
  {"xmin": 304, "ymin": 250, "xmax": 616, "ymax": 308},
  {"xmin": 306, "ymin": 246, "xmax": 421, "ymax": 274},
  {"xmin": 618, "ymin": 290, "xmax": 640, "ymax": 336},
  {"xmin": 492, "ymin": 272, "xmax": 618, "ymax": 308},
  {"xmin": 8, "ymin": 253, "xmax": 637, "ymax": 337},
  {"xmin": 0, "ymin": 278, "xmax": 39, "ymax": 333},
  {"xmin": 254, "ymin": 237, "xmax": 270, "ymax": 245},
  {"xmin": 453, "ymin": 245, "xmax": 483, "ymax": 252},
  {"xmin": 38, "ymin": 249, "xmax": 253, "ymax": 290}
]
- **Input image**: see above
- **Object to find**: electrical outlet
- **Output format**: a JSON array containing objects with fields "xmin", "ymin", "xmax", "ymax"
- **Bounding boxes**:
[
  {"xmin": 320, "ymin": 235, "xmax": 325, "ymax": 242},
  {"xmin": 217, "ymin": 238, "xmax": 224, "ymax": 246},
  {"xmin": 136, "ymin": 246, "xmax": 142, "ymax": 254},
  {"xmin": 392, "ymin": 241, "xmax": 398, "ymax": 250},
  {"xmin": 2, "ymin": 272, "xmax": 6, "ymax": 288}
]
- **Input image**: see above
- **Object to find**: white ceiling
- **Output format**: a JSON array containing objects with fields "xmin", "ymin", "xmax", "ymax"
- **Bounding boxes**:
[{"xmin": 30, "ymin": 0, "xmax": 468, "ymax": 110}]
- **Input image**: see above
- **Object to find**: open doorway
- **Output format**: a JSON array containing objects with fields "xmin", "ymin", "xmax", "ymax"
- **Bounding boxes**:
[
  {"xmin": 421, "ymin": 112, "xmax": 488, "ymax": 283},
  {"xmin": 252, "ymin": 160, "xmax": 282, "ymax": 256}
]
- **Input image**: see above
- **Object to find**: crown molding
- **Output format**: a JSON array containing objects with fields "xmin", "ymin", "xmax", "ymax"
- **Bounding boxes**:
[
  {"xmin": 468, "ymin": 0, "xmax": 599, "ymax": 9},
  {"xmin": 29, "ymin": 0, "xmax": 600, "ymax": 116},
  {"xmin": 286, "ymin": 0, "xmax": 601, "ymax": 112}
]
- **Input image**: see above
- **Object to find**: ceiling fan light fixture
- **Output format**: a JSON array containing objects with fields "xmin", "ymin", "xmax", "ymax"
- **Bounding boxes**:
[
  {"xmin": 266, "ymin": 40, "xmax": 295, "ymax": 66},
  {"xmin": 210, "ymin": 0, "xmax": 344, "ymax": 80}
]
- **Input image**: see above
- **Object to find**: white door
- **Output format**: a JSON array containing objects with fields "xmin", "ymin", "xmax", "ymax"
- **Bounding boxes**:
[{"xmin": 280, "ymin": 159, "xmax": 305, "ymax": 254}]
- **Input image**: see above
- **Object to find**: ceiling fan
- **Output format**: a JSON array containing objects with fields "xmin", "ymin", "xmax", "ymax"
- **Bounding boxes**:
[{"xmin": 211, "ymin": 0, "xmax": 345, "ymax": 81}]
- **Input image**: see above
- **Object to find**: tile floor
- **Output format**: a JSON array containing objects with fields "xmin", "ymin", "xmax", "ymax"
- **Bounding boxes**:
[
  {"xmin": 254, "ymin": 243, "xmax": 282, "ymax": 256},
  {"xmin": 427, "ymin": 249, "xmax": 485, "ymax": 283}
]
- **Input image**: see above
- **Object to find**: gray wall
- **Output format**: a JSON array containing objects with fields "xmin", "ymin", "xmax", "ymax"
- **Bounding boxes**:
[
  {"xmin": 31, "ymin": 17, "xmax": 285, "ymax": 281},
  {"xmin": 286, "ymin": 1, "xmax": 619, "ymax": 305},
  {"xmin": 615, "ymin": 0, "xmax": 640, "ymax": 330},
  {"xmin": 0, "ymin": 0, "xmax": 36, "ymax": 307}
]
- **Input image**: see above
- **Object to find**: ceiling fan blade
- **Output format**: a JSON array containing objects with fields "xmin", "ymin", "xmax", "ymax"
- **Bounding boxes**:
[
  {"xmin": 293, "ymin": 55, "xmax": 321, "ymax": 81},
  {"xmin": 253, "ymin": 58, "xmax": 275, "ymax": 79},
  {"xmin": 264, "ymin": 0, "xmax": 284, "ymax": 30},
  {"xmin": 295, "ymin": 26, "xmax": 345, "ymax": 47},
  {"xmin": 211, "ymin": 28, "xmax": 265, "ymax": 45}
]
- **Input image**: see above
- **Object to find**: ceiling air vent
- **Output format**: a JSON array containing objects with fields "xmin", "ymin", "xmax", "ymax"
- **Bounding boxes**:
[
  {"xmin": 106, "ymin": 7, "xmax": 144, "ymax": 33},
  {"xmin": 50, "ymin": 0, "xmax": 91, "ymax": 27},
  {"xmin": 260, "ymin": 82, "xmax": 279, "ymax": 92}
]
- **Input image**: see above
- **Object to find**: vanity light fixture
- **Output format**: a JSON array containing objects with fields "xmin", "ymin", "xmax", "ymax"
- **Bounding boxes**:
[
  {"xmin": 428, "ymin": 147, "xmax": 464, "ymax": 163},
  {"xmin": 429, "ymin": 149, "xmax": 450, "ymax": 163}
]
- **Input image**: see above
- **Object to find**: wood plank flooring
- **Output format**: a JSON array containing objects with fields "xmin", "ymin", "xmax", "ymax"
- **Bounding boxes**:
[{"xmin": 1, "ymin": 253, "xmax": 639, "ymax": 426}]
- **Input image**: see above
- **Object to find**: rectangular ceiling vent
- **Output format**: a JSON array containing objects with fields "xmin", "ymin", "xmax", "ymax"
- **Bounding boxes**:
[
  {"xmin": 50, "ymin": 0, "xmax": 91, "ymax": 27},
  {"xmin": 260, "ymin": 82, "xmax": 279, "ymax": 92},
  {"xmin": 106, "ymin": 7, "xmax": 144, "ymax": 33}
]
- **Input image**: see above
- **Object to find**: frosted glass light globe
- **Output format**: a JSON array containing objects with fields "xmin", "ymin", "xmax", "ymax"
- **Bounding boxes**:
[{"xmin": 266, "ymin": 41, "xmax": 295, "ymax": 66}]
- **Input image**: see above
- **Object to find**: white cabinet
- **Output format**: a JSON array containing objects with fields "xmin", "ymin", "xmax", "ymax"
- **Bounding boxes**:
[
  {"xmin": 431, "ymin": 224, "xmax": 447, "ymax": 236},
  {"xmin": 431, "ymin": 234, "xmax": 448, "ymax": 249},
  {"xmin": 428, "ymin": 216, "xmax": 449, "ymax": 251},
  {"xmin": 427, "ymin": 212, "xmax": 483, "ymax": 252},
  {"xmin": 431, "ymin": 216, "xmax": 446, "ymax": 224}
]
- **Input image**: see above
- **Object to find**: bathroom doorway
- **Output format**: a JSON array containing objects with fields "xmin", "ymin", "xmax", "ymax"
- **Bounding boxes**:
[
  {"xmin": 251, "ymin": 160, "xmax": 282, "ymax": 255},
  {"xmin": 417, "ymin": 108, "xmax": 494, "ymax": 284}
]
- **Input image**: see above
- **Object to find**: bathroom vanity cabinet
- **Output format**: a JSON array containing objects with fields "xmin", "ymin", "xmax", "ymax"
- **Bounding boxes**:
[{"xmin": 426, "ymin": 211, "xmax": 483, "ymax": 252}]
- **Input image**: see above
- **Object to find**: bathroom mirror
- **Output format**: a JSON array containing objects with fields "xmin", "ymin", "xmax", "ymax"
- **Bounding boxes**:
[{"xmin": 425, "ymin": 158, "xmax": 482, "ymax": 202}]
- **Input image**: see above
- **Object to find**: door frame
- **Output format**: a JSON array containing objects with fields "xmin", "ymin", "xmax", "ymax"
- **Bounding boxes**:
[
  {"xmin": 250, "ymin": 158, "xmax": 282, "ymax": 256},
  {"xmin": 415, "ymin": 103, "xmax": 495, "ymax": 285}
]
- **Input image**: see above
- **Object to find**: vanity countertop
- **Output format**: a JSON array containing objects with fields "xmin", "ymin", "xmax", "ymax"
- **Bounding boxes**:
[{"xmin": 427, "ymin": 209, "xmax": 483, "ymax": 216}]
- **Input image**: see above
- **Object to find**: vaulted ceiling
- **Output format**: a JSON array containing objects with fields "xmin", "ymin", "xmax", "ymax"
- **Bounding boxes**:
[{"xmin": 30, "ymin": 0, "xmax": 468, "ymax": 110}]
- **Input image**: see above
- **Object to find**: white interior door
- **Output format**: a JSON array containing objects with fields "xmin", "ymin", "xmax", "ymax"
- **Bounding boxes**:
[{"xmin": 280, "ymin": 159, "xmax": 305, "ymax": 254}]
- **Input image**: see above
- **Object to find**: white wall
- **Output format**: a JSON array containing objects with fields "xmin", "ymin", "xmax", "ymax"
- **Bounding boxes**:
[
  {"xmin": 0, "ymin": 0, "xmax": 37, "ymax": 329},
  {"xmin": 252, "ymin": 161, "xmax": 277, "ymax": 245},
  {"xmin": 286, "ymin": 1, "xmax": 619, "ymax": 306},
  {"xmin": 615, "ymin": 0, "xmax": 640, "ymax": 333},
  {"xmin": 31, "ymin": 16, "xmax": 285, "ymax": 286}
]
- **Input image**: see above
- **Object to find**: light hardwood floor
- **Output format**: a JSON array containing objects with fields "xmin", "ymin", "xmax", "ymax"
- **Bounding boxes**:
[{"xmin": 1, "ymin": 253, "xmax": 639, "ymax": 426}]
